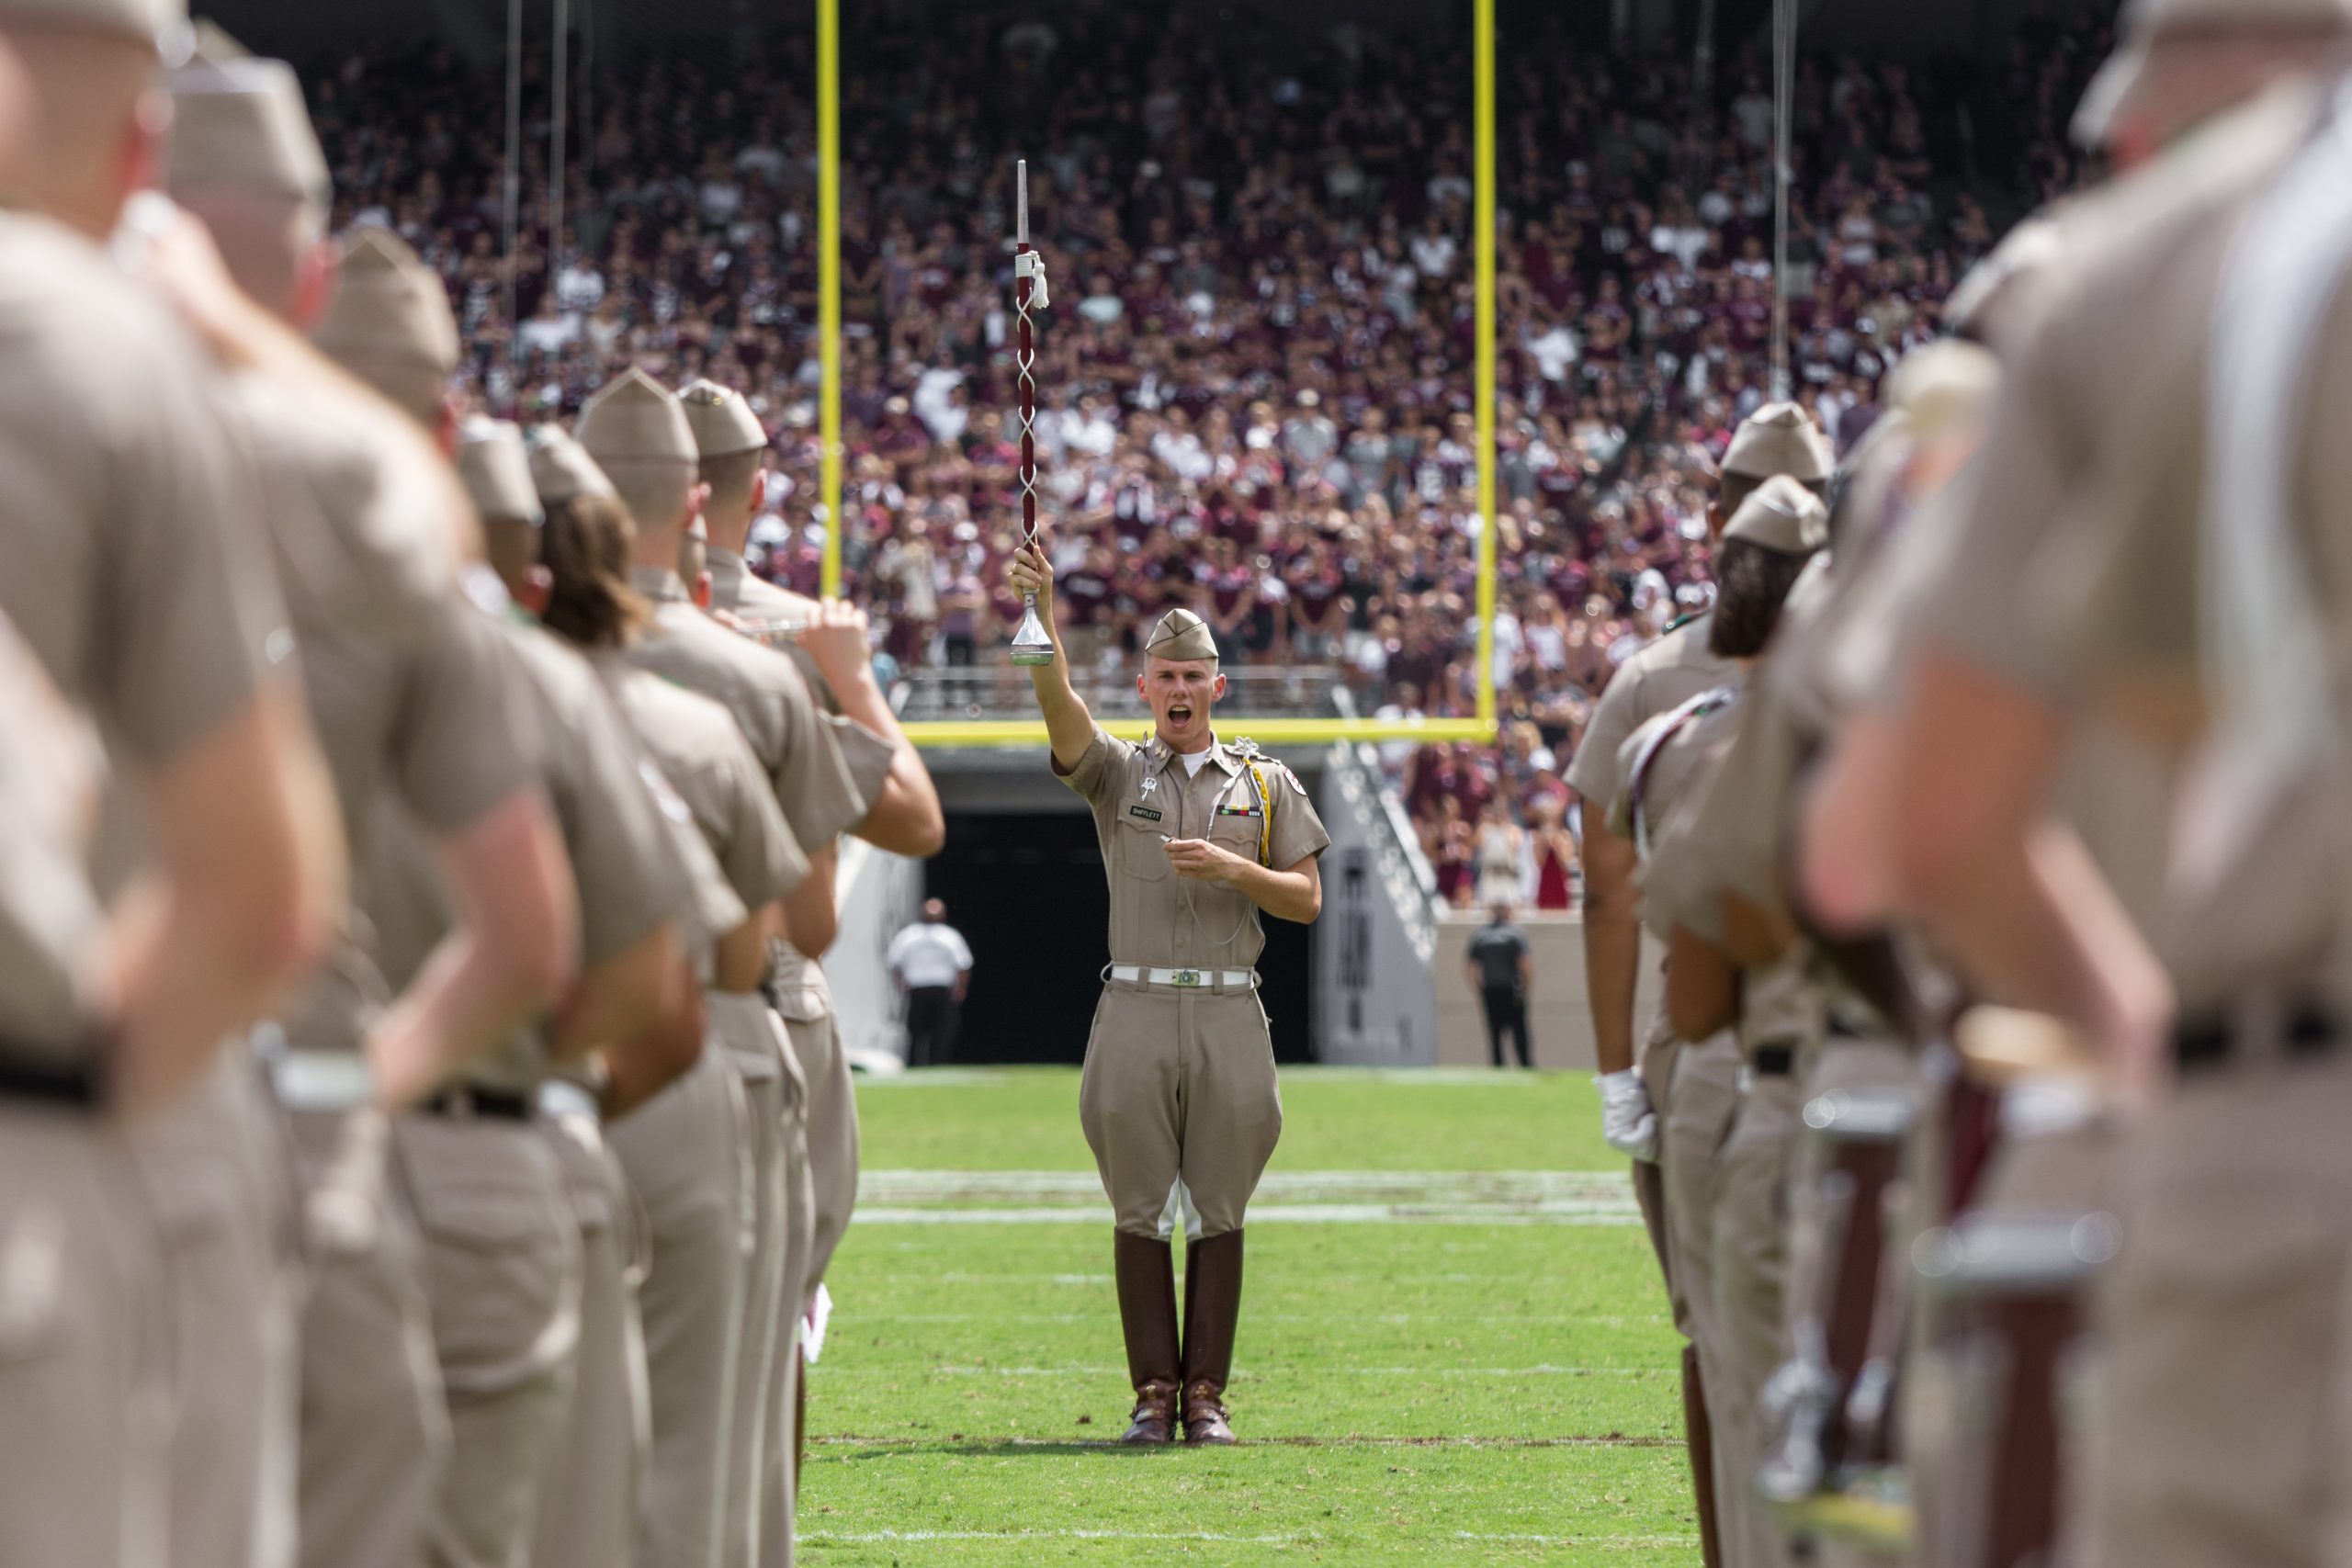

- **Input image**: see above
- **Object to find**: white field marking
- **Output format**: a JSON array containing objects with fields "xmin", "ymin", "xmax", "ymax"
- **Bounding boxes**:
[
  {"xmin": 851, "ymin": 1312, "xmax": 1668, "ymax": 1326},
  {"xmin": 856, "ymin": 1066, "xmax": 1570, "ymax": 1089},
  {"xmin": 861, "ymin": 1168, "xmax": 1631, "ymax": 1204},
  {"xmin": 823, "ymin": 1364, "xmax": 1662, "ymax": 1378},
  {"xmin": 855, "ymin": 1204, "xmax": 1642, "ymax": 1226},
  {"xmin": 798, "ymin": 1528, "xmax": 1695, "ymax": 1548},
  {"xmin": 811, "ymin": 1433, "xmax": 1682, "ymax": 1450}
]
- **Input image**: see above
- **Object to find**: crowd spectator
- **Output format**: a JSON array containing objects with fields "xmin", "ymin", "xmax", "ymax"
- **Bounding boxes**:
[{"xmin": 289, "ymin": 2, "xmax": 2116, "ymax": 866}]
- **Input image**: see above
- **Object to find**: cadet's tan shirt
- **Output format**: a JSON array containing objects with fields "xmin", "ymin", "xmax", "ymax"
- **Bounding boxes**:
[
  {"xmin": 1057, "ymin": 728, "xmax": 1330, "ymax": 972},
  {"xmin": 368, "ymin": 621, "xmax": 709, "ymax": 1094},
  {"xmin": 1606, "ymin": 691, "xmax": 1743, "ymax": 944},
  {"xmin": 0, "ymin": 614, "xmax": 106, "ymax": 1056},
  {"xmin": 1566, "ymin": 614, "xmax": 1744, "ymax": 815},
  {"xmin": 243, "ymin": 383, "xmax": 545, "ymax": 1053},
  {"xmin": 0, "ymin": 214, "xmax": 289, "ymax": 772},
  {"xmin": 705, "ymin": 547, "xmax": 898, "ymax": 810},
  {"xmin": 597, "ymin": 655, "xmax": 808, "ymax": 915}
]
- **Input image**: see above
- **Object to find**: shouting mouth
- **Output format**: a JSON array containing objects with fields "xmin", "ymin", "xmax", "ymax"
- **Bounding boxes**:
[{"xmin": 1167, "ymin": 702, "xmax": 1195, "ymax": 726}]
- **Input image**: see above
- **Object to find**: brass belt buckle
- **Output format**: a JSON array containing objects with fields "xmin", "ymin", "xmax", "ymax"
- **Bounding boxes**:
[{"xmin": 1171, "ymin": 969, "xmax": 1203, "ymax": 988}]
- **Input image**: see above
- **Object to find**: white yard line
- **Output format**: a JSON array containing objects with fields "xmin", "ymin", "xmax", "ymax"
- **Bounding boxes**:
[
  {"xmin": 855, "ymin": 1204, "xmax": 1642, "ymax": 1226},
  {"xmin": 854, "ymin": 1169, "xmax": 1639, "ymax": 1225}
]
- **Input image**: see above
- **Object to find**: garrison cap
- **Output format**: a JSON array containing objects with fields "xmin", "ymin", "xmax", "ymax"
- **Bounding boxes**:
[
  {"xmin": 2074, "ymin": 0, "xmax": 2352, "ymax": 145},
  {"xmin": 0, "ymin": 0, "xmax": 182, "ymax": 46},
  {"xmin": 1145, "ymin": 607, "xmax": 1219, "ymax": 662},
  {"xmin": 313, "ymin": 226, "xmax": 458, "ymax": 423},
  {"xmin": 526, "ymin": 424, "xmax": 616, "ymax": 505},
  {"xmin": 1722, "ymin": 474, "xmax": 1830, "ymax": 556},
  {"xmin": 456, "ymin": 417, "xmax": 540, "ymax": 527},
  {"xmin": 1721, "ymin": 400, "xmax": 1833, "ymax": 482},
  {"xmin": 164, "ymin": 53, "xmax": 330, "ymax": 209},
  {"xmin": 680, "ymin": 378, "xmax": 768, "ymax": 458},
  {"xmin": 1884, "ymin": 340, "xmax": 2001, "ymax": 448},
  {"xmin": 578, "ymin": 367, "xmax": 697, "ymax": 474}
]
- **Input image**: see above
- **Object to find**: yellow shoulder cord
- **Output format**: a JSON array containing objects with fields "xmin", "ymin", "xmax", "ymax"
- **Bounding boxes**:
[{"xmin": 1246, "ymin": 761, "xmax": 1275, "ymax": 866}]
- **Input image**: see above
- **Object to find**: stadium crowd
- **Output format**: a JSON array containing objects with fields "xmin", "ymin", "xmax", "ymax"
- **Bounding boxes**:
[{"xmin": 300, "ymin": 4, "xmax": 2112, "ymax": 894}]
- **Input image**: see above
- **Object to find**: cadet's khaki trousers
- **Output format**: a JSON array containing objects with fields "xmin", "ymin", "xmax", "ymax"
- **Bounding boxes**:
[
  {"xmin": 2092, "ymin": 1057, "xmax": 2352, "ymax": 1568},
  {"xmin": 134, "ymin": 1054, "xmax": 300, "ymax": 1568},
  {"xmin": 710, "ymin": 992, "xmax": 791, "ymax": 1568},
  {"xmin": 0, "ymin": 1103, "xmax": 170, "ymax": 1568},
  {"xmin": 760, "ymin": 1015, "xmax": 820, "ymax": 1568},
  {"xmin": 288, "ymin": 1106, "xmax": 447, "ymax": 1568},
  {"xmin": 798, "ymin": 1010, "xmax": 861, "ymax": 1295},
  {"xmin": 1080, "ymin": 977, "xmax": 1283, "ymax": 1239},
  {"xmin": 396, "ymin": 1113, "xmax": 582, "ymax": 1568},
  {"xmin": 1711, "ymin": 1066, "xmax": 1804, "ymax": 1568},
  {"xmin": 1662, "ymin": 1032, "xmax": 1742, "ymax": 1549},
  {"xmin": 532, "ymin": 1101, "xmax": 645, "ymax": 1568},
  {"xmin": 609, "ymin": 1036, "xmax": 749, "ymax": 1568}
]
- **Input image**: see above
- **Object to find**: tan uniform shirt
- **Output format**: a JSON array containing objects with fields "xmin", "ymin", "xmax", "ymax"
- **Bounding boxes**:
[
  {"xmin": 1566, "ymin": 613, "xmax": 1744, "ymax": 814},
  {"xmin": 368, "ymin": 620, "xmax": 713, "ymax": 1093},
  {"xmin": 1606, "ymin": 691, "xmax": 1743, "ymax": 944},
  {"xmin": 1057, "ymin": 728, "xmax": 1329, "ymax": 972},
  {"xmin": 596, "ymin": 655, "xmax": 808, "ymax": 915},
  {"xmin": 0, "ymin": 215, "xmax": 288, "ymax": 779},
  {"xmin": 0, "ymin": 615, "xmax": 105, "ymax": 1055},
  {"xmin": 622, "ymin": 567, "xmax": 877, "ymax": 1010}
]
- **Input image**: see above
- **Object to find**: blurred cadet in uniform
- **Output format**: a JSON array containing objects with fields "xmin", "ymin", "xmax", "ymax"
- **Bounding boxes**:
[
  {"xmin": 1002, "ymin": 540, "xmax": 1329, "ymax": 1449},
  {"xmin": 1640, "ymin": 478, "xmax": 1829, "ymax": 1568},
  {"xmin": 371, "ymin": 400, "xmax": 710, "ymax": 1568},
  {"xmin": 536, "ymin": 412, "xmax": 824, "ymax": 1568},
  {"xmin": 0, "ymin": 2, "xmax": 346, "ymax": 1564},
  {"xmin": 682, "ymin": 374, "xmax": 945, "ymax": 1567},
  {"xmin": 165, "ymin": 47, "xmax": 585, "ymax": 1568},
  {"xmin": 457, "ymin": 420, "xmax": 652, "ymax": 1568},
  {"xmin": 1858, "ymin": 40, "xmax": 2352, "ymax": 1562},
  {"xmin": 888, "ymin": 898, "xmax": 974, "ymax": 1068},
  {"xmin": 1564, "ymin": 399, "xmax": 1831, "ymax": 1563},
  {"xmin": 583, "ymin": 368, "xmax": 876, "ymax": 1568}
]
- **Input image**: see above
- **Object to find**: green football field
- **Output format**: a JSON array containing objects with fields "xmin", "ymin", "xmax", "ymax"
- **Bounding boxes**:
[{"xmin": 801, "ymin": 1068, "xmax": 1699, "ymax": 1565}]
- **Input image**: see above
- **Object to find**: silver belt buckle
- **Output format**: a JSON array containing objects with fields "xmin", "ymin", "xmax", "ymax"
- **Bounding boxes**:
[{"xmin": 1171, "ymin": 969, "xmax": 1203, "ymax": 988}]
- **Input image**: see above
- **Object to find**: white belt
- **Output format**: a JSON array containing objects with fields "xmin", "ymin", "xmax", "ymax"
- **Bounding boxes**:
[
  {"xmin": 537, "ymin": 1080, "xmax": 602, "ymax": 1122},
  {"xmin": 268, "ymin": 1048, "xmax": 377, "ymax": 1112},
  {"xmin": 1105, "ymin": 965, "xmax": 1257, "ymax": 990}
]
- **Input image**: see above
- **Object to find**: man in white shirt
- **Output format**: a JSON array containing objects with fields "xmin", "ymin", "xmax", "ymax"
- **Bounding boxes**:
[{"xmin": 888, "ymin": 898, "xmax": 974, "ymax": 1067}]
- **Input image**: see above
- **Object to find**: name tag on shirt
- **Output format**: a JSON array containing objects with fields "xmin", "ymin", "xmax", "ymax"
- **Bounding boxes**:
[{"xmin": 1128, "ymin": 805, "xmax": 1163, "ymax": 822}]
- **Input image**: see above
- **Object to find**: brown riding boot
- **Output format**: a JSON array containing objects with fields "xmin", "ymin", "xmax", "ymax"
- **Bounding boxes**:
[
  {"xmin": 1180, "ymin": 1229, "xmax": 1245, "ymax": 1444},
  {"xmin": 1113, "ymin": 1229, "xmax": 1181, "ymax": 1444}
]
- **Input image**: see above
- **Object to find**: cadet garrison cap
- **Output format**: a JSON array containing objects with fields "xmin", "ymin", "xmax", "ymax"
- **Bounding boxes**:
[
  {"xmin": 526, "ymin": 424, "xmax": 616, "ymax": 505},
  {"xmin": 0, "ymin": 0, "xmax": 183, "ymax": 46},
  {"xmin": 1885, "ymin": 340, "xmax": 2001, "ymax": 448},
  {"xmin": 1722, "ymin": 474, "xmax": 1831, "ymax": 556},
  {"xmin": 2075, "ymin": 0, "xmax": 2352, "ymax": 146},
  {"xmin": 1721, "ymin": 400, "xmax": 1833, "ymax": 482},
  {"xmin": 1145, "ymin": 607, "xmax": 1219, "ymax": 662},
  {"xmin": 456, "ymin": 417, "xmax": 540, "ymax": 527},
  {"xmin": 312, "ymin": 226, "xmax": 458, "ymax": 424},
  {"xmin": 680, "ymin": 378, "xmax": 768, "ymax": 458},
  {"xmin": 164, "ymin": 51, "xmax": 331, "ymax": 209},
  {"xmin": 578, "ymin": 367, "xmax": 697, "ymax": 475}
]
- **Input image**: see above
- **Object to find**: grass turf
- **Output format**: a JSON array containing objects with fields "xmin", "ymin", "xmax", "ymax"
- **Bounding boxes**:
[{"xmin": 802, "ymin": 1069, "xmax": 1698, "ymax": 1565}]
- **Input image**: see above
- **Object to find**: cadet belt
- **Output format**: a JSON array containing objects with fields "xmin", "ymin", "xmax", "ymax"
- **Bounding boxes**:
[
  {"xmin": 0, "ymin": 1036, "xmax": 107, "ymax": 1111},
  {"xmin": 423, "ymin": 1085, "xmax": 536, "ymax": 1122},
  {"xmin": 1752, "ymin": 1044, "xmax": 1797, "ymax": 1077},
  {"xmin": 537, "ymin": 1080, "xmax": 601, "ymax": 1122},
  {"xmin": 268, "ymin": 1047, "xmax": 376, "ymax": 1112},
  {"xmin": 1104, "ymin": 965, "xmax": 1258, "ymax": 992},
  {"xmin": 2173, "ymin": 999, "xmax": 2340, "ymax": 1077}
]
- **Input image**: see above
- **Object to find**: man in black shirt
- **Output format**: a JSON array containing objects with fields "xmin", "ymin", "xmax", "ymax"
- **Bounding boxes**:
[{"xmin": 1464, "ymin": 903, "xmax": 1534, "ymax": 1068}]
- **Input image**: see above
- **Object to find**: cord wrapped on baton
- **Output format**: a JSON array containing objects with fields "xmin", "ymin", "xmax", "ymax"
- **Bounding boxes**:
[{"xmin": 1008, "ymin": 158, "xmax": 1057, "ymax": 666}]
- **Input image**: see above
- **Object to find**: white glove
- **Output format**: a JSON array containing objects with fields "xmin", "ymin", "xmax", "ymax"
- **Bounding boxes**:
[{"xmin": 1598, "ymin": 1068, "xmax": 1659, "ymax": 1163}]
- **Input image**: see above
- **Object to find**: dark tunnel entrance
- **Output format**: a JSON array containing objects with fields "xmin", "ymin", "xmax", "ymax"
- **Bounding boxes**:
[{"xmin": 921, "ymin": 810, "xmax": 1313, "ymax": 1066}]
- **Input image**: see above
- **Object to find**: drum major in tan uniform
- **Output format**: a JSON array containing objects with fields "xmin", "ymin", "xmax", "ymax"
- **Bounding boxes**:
[{"xmin": 1006, "ymin": 539, "xmax": 1329, "ymax": 1448}]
